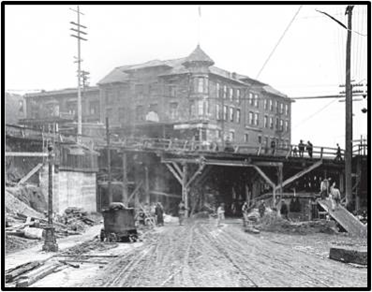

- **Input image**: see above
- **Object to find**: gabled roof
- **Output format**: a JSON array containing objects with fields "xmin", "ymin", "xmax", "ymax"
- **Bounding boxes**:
[
  {"xmin": 97, "ymin": 68, "xmax": 130, "ymax": 85},
  {"xmin": 182, "ymin": 45, "xmax": 214, "ymax": 67},
  {"xmin": 262, "ymin": 85, "xmax": 288, "ymax": 98}
]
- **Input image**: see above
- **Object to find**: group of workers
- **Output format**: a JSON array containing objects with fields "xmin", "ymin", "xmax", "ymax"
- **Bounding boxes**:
[
  {"xmin": 320, "ymin": 178, "xmax": 341, "ymax": 211},
  {"xmin": 137, "ymin": 202, "xmax": 164, "ymax": 227}
]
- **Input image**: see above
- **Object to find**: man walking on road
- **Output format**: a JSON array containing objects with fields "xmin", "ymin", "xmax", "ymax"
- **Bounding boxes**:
[
  {"xmin": 242, "ymin": 201, "xmax": 249, "ymax": 227},
  {"xmin": 330, "ymin": 182, "xmax": 341, "ymax": 211}
]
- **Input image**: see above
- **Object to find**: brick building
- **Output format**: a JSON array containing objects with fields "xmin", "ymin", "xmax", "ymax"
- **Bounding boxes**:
[
  {"xmin": 99, "ymin": 45, "xmax": 292, "ymax": 149},
  {"xmin": 21, "ymin": 86, "xmax": 101, "ymax": 136}
]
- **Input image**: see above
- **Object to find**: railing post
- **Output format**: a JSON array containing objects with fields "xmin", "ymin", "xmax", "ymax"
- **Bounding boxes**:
[{"xmin": 320, "ymin": 147, "xmax": 323, "ymax": 159}]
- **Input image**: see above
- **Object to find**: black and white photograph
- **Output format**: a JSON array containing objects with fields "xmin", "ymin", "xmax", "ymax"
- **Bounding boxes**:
[{"xmin": 3, "ymin": 2, "xmax": 369, "ymax": 288}]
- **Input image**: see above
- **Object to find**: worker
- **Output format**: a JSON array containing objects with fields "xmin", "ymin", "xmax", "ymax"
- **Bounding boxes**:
[
  {"xmin": 306, "ymin": 141, "xmax": 313, "ymax": 158},
  {"xmin": 241, "ymin": 201, "xmax": 249, "ymax": 227},
  {"xmin": 155, "ymin": 202, "xmax": 164, "ymax": 226},
  {"xmin": 178, "ymin": 200, "xmax": 186, "ymax": 226},
  {"xmin": 292, "ymin": 146, "xmax": 298, "ymax": 157},
  {"xmin": 335, "ymin": 144, "xmax": 343, "ymax": 161},
  {"xmin": 320, "ymin": 178, "xmax": 329, "ymax": 200},
  {"xmin": 330, "ymin": 182, "xmax": 341, "ymax": 211},
  {"xmin": 216, "ymin": 203, "xmax": 225, "ymax": 227},
  {"xmin": 258, "ymin": 201, "xmax": 266, "ymax": 218},
  {"xmin": 280, "ymin": 199, "xmax": 289, "ymax": 220},
  {"xmin": 270, "ymin": 140, "xmax": 276, "ymax": 155},
  {"xmin": 298, "ymin": 140, "xmax": 305, "ymax": 157}
]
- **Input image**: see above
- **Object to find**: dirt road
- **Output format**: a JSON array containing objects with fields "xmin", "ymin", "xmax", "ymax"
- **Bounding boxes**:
[{"xmin": 81, "ymin": 219, "xmax": 367, "ymax": 288}]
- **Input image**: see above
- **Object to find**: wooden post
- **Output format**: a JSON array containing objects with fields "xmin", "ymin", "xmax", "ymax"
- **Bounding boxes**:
[
  {"xmin": 182, "ymin": 163, "xmax": 189, "ymax": 218},
  {"xmin": 144, "ymin": 165, "xmax": 150, "ymax": 204},
  {"xmin": 345, "ymin": 5, "xmax": 354, "ymax": 209},
  {"xmin": 122, "ymin": 152, "xmax": 128, "ymax": 206},
  {"xmin": 278, "ymin": 165, "xmax": 283, "ymax": 200},
  {"xmin": 106, "ymin": 117, "xmax": 112, "ymax": 205}
]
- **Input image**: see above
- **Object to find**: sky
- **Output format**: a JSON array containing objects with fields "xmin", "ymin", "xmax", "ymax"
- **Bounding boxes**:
[{"xmin": 4, "ymin": 4, "xmax": 368, "ymax": 148}]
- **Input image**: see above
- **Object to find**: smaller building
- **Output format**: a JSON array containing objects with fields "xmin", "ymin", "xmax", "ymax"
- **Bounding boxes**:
[{"xmin": 21, "ymin": 87, "xmax": 101, "ymax": 136}]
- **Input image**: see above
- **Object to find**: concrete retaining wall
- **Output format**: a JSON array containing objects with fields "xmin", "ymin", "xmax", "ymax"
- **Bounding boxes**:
[{"xmin": 40, "ymin": 167, "xmax": 97, "ymax": 215}]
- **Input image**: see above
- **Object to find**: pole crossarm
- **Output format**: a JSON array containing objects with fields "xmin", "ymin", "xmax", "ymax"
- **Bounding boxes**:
[
  {"xmin": 274, "ymin": 159, "xmax": 323, "ymax": 191},
  {"xmin": 252, "ymin": 165, "xmax": 275, "ymax": 188},
  {"xmin": 164, "ymin": 163, "xmax": 183, "ymax": 185}
]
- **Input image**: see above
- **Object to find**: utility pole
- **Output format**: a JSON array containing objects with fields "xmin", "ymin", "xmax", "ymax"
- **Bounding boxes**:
[
  {"xmin": 345, "ymin": 5, "xmax": 354, "ymax": 209},
  {"xmin": 106, "ymin": 117, "xmax": 112, "ymax": 205},
  {"xmin": 70, "ymin": 6, "xmax": 87, "ymax": 139},
  {"xmin": 42, "ymin": 143, "xmax": 58, "ymax": 252}
]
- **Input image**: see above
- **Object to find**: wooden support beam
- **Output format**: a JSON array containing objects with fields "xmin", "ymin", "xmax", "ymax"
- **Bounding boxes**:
[
  {"xmin": 17, "ymin": 163, "xmax": 43, "ymax": 186},
  {"xmin": 122, "ymin": 153, "xmax": 128, "ymax": 205},
  {"xmin": 253, "ymin": 161, "xmax": 283, "ymax": 167},
  {"xmin": 171, "ymin": 162, "xmax": 183, "ymax": 180},
  {"xmin": 127, "ymin": 181, "xmax": 143, "ymax": 203},
  {"xmin": 274, "ymin": 160, "xmax": 323, "ymax": 191},
  {"xmin": 186, "ymin": 164, "xmax": 205, "ymax": 188},
  {"xmin": 5, "ymin": 152, "xmax": 48, "ymax": 157},
  {"xmin": 252, "ymin": 165, "xmax": 275, "ymax": 188},
  {"xmin": 150, "ymin": 190, "xmax": 181, "ymax": 199},
  {"xmin": 144, "ymin": 166, "xmax": 150, "ymax": 204},
  {"xmin": 165, "ymin": 163, "xmax": 183, "ymax": 185},
  {"xmin": 194, "ymin": 166, "xmax": 212, "ymax": 186},
  {"xmin": 182, "ymin": 164, "xmax": 189, "ymax": 218}
]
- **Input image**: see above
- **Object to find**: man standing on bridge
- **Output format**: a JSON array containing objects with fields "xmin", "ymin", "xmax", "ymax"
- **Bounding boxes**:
[
  {"xmin": 306, "ymin": 141, "xmax": 313, "ymax": 158},
  {"xmin": 216, "ymin": 203, "xmax": 225, "ymax": 227},
  {"xmin": 298, "ymin": 140, "xmax": 305, "ymax": 157}
]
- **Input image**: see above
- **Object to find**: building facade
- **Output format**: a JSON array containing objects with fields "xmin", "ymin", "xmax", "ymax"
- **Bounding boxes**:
[
  {"xmin": 22, "ymin": 87, "xmax": 101, "ymax": 135},
  {"xmin": 98, "ymin": 45, "xmax": 292, "ymax": 148}
]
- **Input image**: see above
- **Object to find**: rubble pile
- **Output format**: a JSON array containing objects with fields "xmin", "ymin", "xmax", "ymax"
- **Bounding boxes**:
[
  {"xmin": 6, "ymin": 186, "xmax": 47, "ymax": 213},
  {"xmin": 57, "ymin": 207, "xmax": 101, "ymax": 233},
  {"xmin": 257, "ymin": 211, "xmax": 338, "ymax": 235},
  {"xmin": 5, "ymin": 234, "xmax": 39, "ymax": 254}
]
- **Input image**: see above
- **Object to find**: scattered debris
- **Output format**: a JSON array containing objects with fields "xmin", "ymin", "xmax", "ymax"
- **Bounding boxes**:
[{"xmin": 5, "ymin": 261, "xmax": 43, "ymax": 283}]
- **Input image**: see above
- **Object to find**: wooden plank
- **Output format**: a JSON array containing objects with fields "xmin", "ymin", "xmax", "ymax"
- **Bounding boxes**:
[
  {"xmin": 6, "ymin": 261, "xmax": 42, "ymax": 283},
  {"xmin": 5, "ymin": 152, "xmax": 48, "ymax": 157},
  {"xmin": 171, "ymin": 162, "xmax": 183, "ymax": 180},
  {"xmin": 16, "ymin": 263, "xmax": 62, "ymax": 287},
  {"xmin": 17, "ymin": 163, "xmax": 43, "ymax": 186},
  {"xmin": 253, "ymin": 161, "xmax": 283, "ymax": 167},
  {"xmin": 150, "ymin": 190, "xmax": 181, "ymax": 198},
  {"xmin": 274, "ymin": 160, "xmax": 323, "ymax": 191},
  {"xmin": 329, "ymin": 247, "xmax": 367, "ymax": 265}
]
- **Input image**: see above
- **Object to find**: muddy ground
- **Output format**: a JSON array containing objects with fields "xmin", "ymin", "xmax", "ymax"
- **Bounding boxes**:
[{"xmin": 23, "ymin": 218, "xmax": 368, "ymax": 288}]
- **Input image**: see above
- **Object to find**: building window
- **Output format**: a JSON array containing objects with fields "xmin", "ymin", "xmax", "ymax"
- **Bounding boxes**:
[
  {"xmin": 169, "ymin": 86, "xmax": 177, "ymax": 97},
  {"xmin": 198, "ymin": 77, "xmax": 204, "ymax": 93},
  {"xmin": 200, "ymin": 128, "xmax": 207, "ymax": 141},
  {"xmin": 275, "ymin": 101, "xmax": 279, "ymax": 113},
  {"xmin": 89, "ymin": 101, "xmax": 99, "ymax": 115},
  {"xmin": 135, "ymin": 85, "xmax": 144, "ymax": 97},
  {"xmin": 197, "ymin": 101, "xmax": 204, "ymax": 116},
  {"xmin": 285, "ymin": 104, "xmax": 289, "ymax": 116},
  {"xmin": 280, "ymin": 103, "xmax": 284, "ymax": 114},
  {"xmin": 249, "ymin": 111, "xmax": 254, "ymax": 125},
  {"xmin": 265, "ymin": 136, "xmax": 269, "ymax": 147},
  {"xmin": 236, "ymin": 109, "xmax": 241, "ymax": 123},
  {"xmin": 264, "ymin": 99, "xmax": 268, "ymax": 110},
  {"xmin": 285, "ymin": 120, "xmax": 289, "ymax": 132},
  {"xmin": 270, "ymin": 100, "xmax": 273, "ymax": 111},
  {"xmin": 229, "ymin": 88, "xmax": 233, "ymax": 101},
  {"xmin": 236, "ymin": 89, "xmax": 240, "ymax": 103},
  {"xmin": 223, "ymin": 85, "xmax": 227, "ymax": 99},
  {"xmin": 258, "ymin": 135, "xmax": 262, "ymax": 144},
  {"xmin": 216, "ymin": 104, "xmax": 221, "ymax": 120},
  {"xmin": 229, "ymin": 107, "xmax": 234, "ymax": 122},
  {"xmin": 264, "ymin": 115, "xmax": 268, "ymax": 128},
  {"xmin": 216, "ymin": 129, "xmax": 222, "ymax": 139},
  {"xmin": 229, "ymin": 131, "xmax": 235, "ymax": 141},
  {"xmin": 170, "ymin": 102, "xmax": 178, "ymax": 119},
  {"xmin": 254, "ymin": 113, "xmax": 259, "ymax": 126},
  {"xmin": 244, "ymin": 133, "xmax": 249, "ymax": 143},
  {"xmin": 119, "ymin": 107, "xmax": 125, "ymax": 123},
  {"xmin": 254, "ymin": 94, "xmax": 259, "ymax": 107},
  {"xmin": 270, "ymin": 116, "xmax": 274, "ymax": 129},
  {"xmin": 276, "ymin": 117, "xmax": 279, "ymax": 130},
  {"xmin": 223, "ymin": 105, "xmax": 228, "ymax": 120},
  {"xmin": 249, "ymin": 93, "xmax": 254, "ymax": 105},
  {"xmin": 216, "ymin": 83, "xmax": 220, "ymax": 98},
  {"xmin": 136, "ymin": 105, "xmax": 144, "ymax": 121},
  {"xmin": 280, "ymin": 119, "xmax": 284, "ymax": 131}
]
